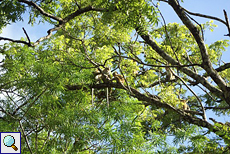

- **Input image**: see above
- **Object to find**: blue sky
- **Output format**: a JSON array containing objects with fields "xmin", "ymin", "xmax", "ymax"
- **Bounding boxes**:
[{"xmin": 0, "ymin": 0, "xmax": 229, "ymax": 122}]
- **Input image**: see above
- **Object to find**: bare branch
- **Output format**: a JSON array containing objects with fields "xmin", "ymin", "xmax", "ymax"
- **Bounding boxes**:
[
  {"xmin": 64, "ymin": 6, "xmax": 106, "ymax": 22},
  {"xmin": 215, "ymin": 62, "xmax": 230, "ymax": 73},
  {"xmin": 22, "ymin": 27, "xmax": 31, "ymax": 44},
  {"xmin": 182, "ymin": 7, "xmax": 226, "ymax": 26},
  {"xmin": 205, "ymin": 106, "xmax": 230, "ymax": 110},
  {"xmin": 33, "ymin": 25, "xmax": 62, "ymax": 46},
  {"xmin": 0, "ymin": 36, "xmax": 31, "ymax": 46},
  {"xmin": 223, "ymin": 10, "xmax": 230, "ymax": 37}
]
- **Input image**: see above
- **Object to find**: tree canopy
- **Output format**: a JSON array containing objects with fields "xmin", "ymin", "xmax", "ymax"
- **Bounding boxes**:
[{"xmin": 0, "ymin": 0, "xmax": 230, "ymax": 153}]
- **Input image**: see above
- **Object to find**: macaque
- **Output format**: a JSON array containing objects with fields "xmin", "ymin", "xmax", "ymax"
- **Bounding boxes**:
[
  {"xmin": 112, "ymin": 71, "xmax": 125, "ymax": 84},
  {"xmin": 94, "ymin": 67, "xmax": 111, "ymax": 82},
  {"xmin": 165, "ymin": 67, "xmax": 175, "ymax": 81},
  {"xmin": 93, "ymin": 68, "xmax": 101, "ymax": 83},
  {"xmin": 92, "ymin": 67, "xmax": 111, "ymax": 108},
  {"xmin": 180, "ymin": 99, "xmax": 190, "ymax": 115},
  {"xmin": 112, "ymin": 71, "xmax": 129, "ymax": 91},
  {"xmin": 101, "ymin": 67, "xmax": 112, "ymax": 83}
]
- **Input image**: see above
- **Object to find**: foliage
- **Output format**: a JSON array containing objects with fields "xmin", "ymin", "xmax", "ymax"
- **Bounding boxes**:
[{"xmin": 0, "ymin": 0, "xmax": 230, "ymax": 153}]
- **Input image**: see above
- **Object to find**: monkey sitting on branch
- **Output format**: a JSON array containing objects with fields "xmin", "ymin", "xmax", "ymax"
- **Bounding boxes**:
[
  {"xmin": 165, "ymin": 67, "xmax": 175, "ymax": 81},
  {"xmin": 94, "ymin": 67, "xmax": 111, "ymax": 83},
  {"xmin": 180, "ymin": 99, "xmax": 190, "ymax": 115},
  {"xmin": 112, "ymin": 71, "xmax": 125, "ymax": 84},
  {"xmin": 92, "ymin": 67, "xmax": 111, "ymax": 107},
  {"xmin": 112, "ymin": 71, "xmax": 130, "ymax": 90}
]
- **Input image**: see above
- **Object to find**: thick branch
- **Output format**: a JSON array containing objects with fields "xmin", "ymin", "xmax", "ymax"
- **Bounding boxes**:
[
  {"xmin": 203, "ymin": 62, "xmax": 230, "ymax": 77},
  {"xmin": 64, "ymin": 6, "xmax": 106, "ymax": 22},
  {"xmin": 66, "ymin": 82, "xmax": 225, "ymax": 139}
]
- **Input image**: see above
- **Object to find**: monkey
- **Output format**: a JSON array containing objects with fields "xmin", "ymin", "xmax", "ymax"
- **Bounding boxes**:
[
  {"xmin": 92, "ymin": 68, "xmax": 100, "ymax": 105},
  {"xmin": 92, "ymin": 67, "xmax": 111, "ymax": 108},
  {"xmin": 101, "ymin": 67, "xmax": 111, "ymax": 108},
  {"xmin": 112, "ymin": 71, "xmax": 125, "ymax": 84},
  {"xmin": 101, "ymin": 67, "xmax": 112, "ymax": 83},
  {"xmin": 93, "ymin": 68, "xmax": 101, "ymax": 83},
  {"xmin": 180, "ymin": 99, "xmax": 190, "ymax": 115},
  {"xmin": 165, "ymin": 67, "xmax": 175, "ymax": 81},
  {"xmin": 183, "ymin": 102, "xmax": 190, "ymax": 111},
  {"xmin": 112, "ymin": 71, "xmax": 130, "ymax": 92}
]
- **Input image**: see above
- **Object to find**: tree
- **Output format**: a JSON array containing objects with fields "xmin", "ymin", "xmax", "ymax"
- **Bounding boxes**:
[{"xmin": 0, "ymin": 0, "xmax": 230, "ymax": 153}]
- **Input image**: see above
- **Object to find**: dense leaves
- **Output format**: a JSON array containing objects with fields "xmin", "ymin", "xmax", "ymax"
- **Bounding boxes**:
[{"xmin": 0, "ymin": 0, "xmax": 230, "ymax": 153}]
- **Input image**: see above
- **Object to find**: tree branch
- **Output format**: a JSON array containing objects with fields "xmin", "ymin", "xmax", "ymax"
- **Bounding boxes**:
[
  {"xmin": 65, "ymin": 81, "xmax": 228, "ymax": 140},
  {"xmin": 3, "ymin": 1, "xmax": 108, "ymax": 47},
  {"xmin": 182, "ymin": 7, "xmax": 226, "ymax": 26},
  {"xmin": 0, "ymin": 36, "xmax": 31, "ymax": 46},
  {"xmin": 171, "ymin": 69, "xmax": 207, "ymax": 121},
  {"xmin": 19, "ymin": 120, "xmax": 33, "ymax": 154},
  {"xmin": 136, "ymin": 27, "xmax": 225, "ymax": 102},
  {"xmin": 168, "ymin": 0, "xmax": 230, "ymax": 105},
  {"xmin": 205, "ymin": 106, "xmax": 230, "ymax": 110},
  {"xmin": 63, "ymin": 6, "xmax": 106, "ymax": 22},
  {"xmin": 223, "ymin": 10, "xmax": 230, "ymax": 37},
  {"xmin": 18, "ymin": 0, "xmax": 63, "ymax": 22}
]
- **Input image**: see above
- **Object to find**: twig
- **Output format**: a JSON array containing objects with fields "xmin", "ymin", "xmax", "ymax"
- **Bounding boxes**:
[
  {"xmin": 81, "ymin": 40, "xmax": 100, "ymax": 67},
  {"xmin": 13, "ymin": 95, "xmax": 36, "ymax": 115},
  {"xmin": 205, "ymin": 106, "xmax": 230, "ymax": 110},
  {"xmin": 197, "ymin": 85, "xmax": 217, "ymax": 102},
  {"xmin": 22, "ymin": 27, "xmax": 31, "ymax": 44},
  {"xmin": 0, "ymin": 106, "xmax": 17, "ymax": 120}
]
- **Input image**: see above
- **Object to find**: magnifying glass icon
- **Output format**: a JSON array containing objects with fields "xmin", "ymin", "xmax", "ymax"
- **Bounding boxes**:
[{"xmin": 3, "ymin": 135, "xmax": 18, "ymax": 151}]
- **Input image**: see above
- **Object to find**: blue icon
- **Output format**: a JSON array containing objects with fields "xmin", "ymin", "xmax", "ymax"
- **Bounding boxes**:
[{"xmin": 3, "ymin": 135, "xmax": 18, "ymax": 151}]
